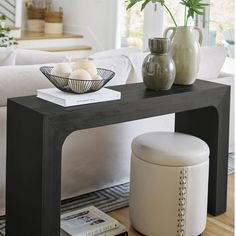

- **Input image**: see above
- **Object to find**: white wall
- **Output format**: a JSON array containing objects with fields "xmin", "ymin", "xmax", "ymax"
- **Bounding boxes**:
[{"xmin": 52, "ymin": 0, "xmax": 119, "ymax": 51}]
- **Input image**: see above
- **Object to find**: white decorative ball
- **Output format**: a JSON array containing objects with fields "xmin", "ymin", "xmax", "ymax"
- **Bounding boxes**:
[
  {"xmin": 51, "ymin": 64, "xmax": 72, "ymax": 78},
  {"xmin": 72, "ymin": 59, "xmax": 97, "ymax": 78},
  {"xmin": 51, "ymin": 64, "xmax": 72, "ymax": 87},
  {"xmin": 69, "ymin": 69, "xmax": 92, "ymax": 80},
  {"xmin": 68, "ymin": 69, "xmax": 92, "ymax": 93}
]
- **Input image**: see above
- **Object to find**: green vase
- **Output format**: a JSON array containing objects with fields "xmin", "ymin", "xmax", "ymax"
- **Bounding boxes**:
[
  {"xmin": 164, "ymin": 26, "xmax": 203, "ymax": 85},
  {"xmin": 142, "ymin": 38, "xmax": 176, "ymax": 91}
]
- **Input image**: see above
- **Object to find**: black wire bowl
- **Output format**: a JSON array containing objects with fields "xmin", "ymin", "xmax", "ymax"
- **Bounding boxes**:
[{"xmin": 40, "ymin": 66, "xmax": 115, "ymax": 94}]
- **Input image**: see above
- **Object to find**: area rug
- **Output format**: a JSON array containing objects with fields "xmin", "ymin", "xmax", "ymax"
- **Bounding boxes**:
[
  {"xmin": 228, "ymin": 153, "xmax": 235, "ymax": 175},
  {"xmin": 0, "ymin": 154, "xmax": 234, "ymax": 236},
  {"xmin": 0, "ymin": 183, "xmax": 129, "ymax": 236}
]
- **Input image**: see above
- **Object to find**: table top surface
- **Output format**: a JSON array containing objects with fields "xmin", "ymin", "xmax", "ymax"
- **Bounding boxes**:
[{"xmin": 8, "ymin": 80, "xmax": 229, "ymax": 118}]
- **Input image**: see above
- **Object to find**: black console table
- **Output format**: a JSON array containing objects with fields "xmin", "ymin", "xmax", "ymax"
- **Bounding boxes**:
[{"xmin": 6, "ymin": 80, "xmax": 230, "ymax": 236}]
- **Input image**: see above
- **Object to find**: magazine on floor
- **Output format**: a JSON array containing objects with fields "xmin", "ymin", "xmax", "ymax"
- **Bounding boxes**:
[{"xmin": 60, "ymin": 206, "xmax": 127, "ymax": 236}]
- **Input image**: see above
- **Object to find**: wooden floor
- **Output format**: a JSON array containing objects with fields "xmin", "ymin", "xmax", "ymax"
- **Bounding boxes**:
[{"xmin": 108, "ymin": 174, "xmax": 234, "ymax": 236}]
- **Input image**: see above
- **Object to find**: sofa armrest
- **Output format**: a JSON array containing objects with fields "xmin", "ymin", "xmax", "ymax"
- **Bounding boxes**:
[{"xmin": 0, "ymin": 64, "xmax": 53, "ymax": 107}]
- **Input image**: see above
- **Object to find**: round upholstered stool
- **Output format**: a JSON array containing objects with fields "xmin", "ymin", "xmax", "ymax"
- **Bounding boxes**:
[{"xmin": 130, "ymin": 132, "xmax": 209, "ymax": 236}]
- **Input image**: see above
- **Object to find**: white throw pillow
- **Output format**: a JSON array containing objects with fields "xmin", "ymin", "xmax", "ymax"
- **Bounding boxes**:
[
  {"xmin": 93, "ymin": 56, "xmax": 133, "ymax": 86},
  {"xmin": 91, "ymin": 47, "xmax": 141, "ymax": 60},
  {"xmin": 198, "ymin": 46, "xmax": 227, "ymax": 80},
  {"xmin": 0, "ymin": 48, "xmax": 16, "ymax": 66},
  {"xmin": 123, "ymin": 52, "xmax": 148, "ymax": 84},
  {"xmin": 15, "ymin": 49, "xmax": 70, "ymax": 65}
]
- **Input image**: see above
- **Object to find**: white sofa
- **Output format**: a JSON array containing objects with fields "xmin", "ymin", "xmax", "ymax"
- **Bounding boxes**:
[{"xmin": 0, "ymin": 47, "xmax": 234, "ymax": 215}]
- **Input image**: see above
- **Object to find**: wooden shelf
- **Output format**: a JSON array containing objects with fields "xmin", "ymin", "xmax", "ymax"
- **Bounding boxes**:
[
  {"xmin": 33, "ymin": 45, "xmax": 92, "ymax": 52},
  {"xmin": 17, "ymin": 31, "xmax": 83, "ymax": 41}
]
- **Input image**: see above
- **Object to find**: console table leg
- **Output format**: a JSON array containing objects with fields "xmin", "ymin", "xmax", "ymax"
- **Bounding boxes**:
[
  {"xmin": 175, "ymin": 102, "xmax": 230, "ymax": 216},
  {"xmin": 6, "ymin": 101, "xmax": 63, "ymax": 236}
]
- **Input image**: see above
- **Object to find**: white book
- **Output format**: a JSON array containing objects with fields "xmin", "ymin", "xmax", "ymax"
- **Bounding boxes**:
[
  {"xmin": 60, "ymin": 206, "xmax": 119, "ymax": 236},
  {"xmin": 37, "ymin": 88, "xmax": 121, "ymax": 107}
]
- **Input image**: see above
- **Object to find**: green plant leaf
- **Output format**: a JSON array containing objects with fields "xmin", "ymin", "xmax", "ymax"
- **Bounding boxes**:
[
  {"xmin": 181, "ymin": 0, "xmax": 209, "ymax": 23},
  {"xmin": 126, "ymin": 0, "xmax": 165, "ymax": 10},
  {"xmin": 152, "ymin": 0, "xmax": 165, "ymax": 6},
  {"xmin": 126, "ymin": 0, "xmax": 142, "ymax": 10},
  {"xmin": 0, "ymin": 15, "xmax": 18, "ymax": 47},
  {"xmin": 141, "ymin": 0, "xmax": 151, "ymax": 10}
]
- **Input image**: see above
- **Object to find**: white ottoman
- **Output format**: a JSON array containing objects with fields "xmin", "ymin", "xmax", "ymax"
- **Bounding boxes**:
[{"xmin": 130, "ymin": 132, "xmax": 209, "ymax": 236}]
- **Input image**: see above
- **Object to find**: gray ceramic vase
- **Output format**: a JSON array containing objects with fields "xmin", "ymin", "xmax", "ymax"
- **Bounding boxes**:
[{"xmin": 142, "ymin": 38, "xmax": 176, "ymax": 91}]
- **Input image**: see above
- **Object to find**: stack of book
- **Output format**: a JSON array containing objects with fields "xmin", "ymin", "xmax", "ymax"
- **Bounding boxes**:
[{"xmin": 60, "ymin": 206, "xmax": 128, "ymax": 236}]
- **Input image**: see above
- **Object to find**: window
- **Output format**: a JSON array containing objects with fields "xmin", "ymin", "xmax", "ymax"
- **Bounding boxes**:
[
  {"xmin": 163, "ymin": 0, "xmax": 185, "ymax": 28},
  {"xmin": 117, "ymin": 0, "xmax": 234, "ymax": 51},
  {"xmin": 119, "ymin": 1, "xmax": 144, "ymax": 49},
  {"xmin": 209, "ymin": 0, "xmax": 234, "ymax": 45}
]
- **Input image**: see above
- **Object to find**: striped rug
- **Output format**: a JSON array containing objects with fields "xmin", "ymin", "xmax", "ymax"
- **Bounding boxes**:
[
  {"xmin": 228, "ymin": 153, "xmax": 235, "ymax": 175},
  {"xmin": 61, "ymin": 182, "xmax": 130, "ymax": 214},
  {"xmin": 0, "ymin": 154, "xmax": 234, "ymax": 235},
  {"xmin": 0, "ymin": 182, "xmax": 130, "ymax": 236}
]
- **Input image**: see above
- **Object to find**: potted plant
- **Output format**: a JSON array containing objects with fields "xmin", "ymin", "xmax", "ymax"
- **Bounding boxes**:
[
  {"xmin": 0, "ymin": 15, "xmax": 17, "ymax": 47},
  {"xmin": 126, "ymin": 0, "xmax": 209, "ymax": 85}
]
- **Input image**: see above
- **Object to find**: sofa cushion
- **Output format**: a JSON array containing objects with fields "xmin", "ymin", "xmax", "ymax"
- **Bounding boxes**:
[
  {"xmin": 15, "ymin": 49, "xmax": 70, "ymax": 65},
  {"xmin": 0, "ymin": 48, "xmax": 16, "ymax": 66},
  {"xmin": 198, "ymin": 46, "xmax": 227, "ymax": 80}
]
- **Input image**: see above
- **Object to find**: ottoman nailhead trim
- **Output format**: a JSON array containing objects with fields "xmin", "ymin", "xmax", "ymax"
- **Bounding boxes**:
[{"xmin": 177, "ymin": 168, "xmax": 188, "ymax": 236}]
